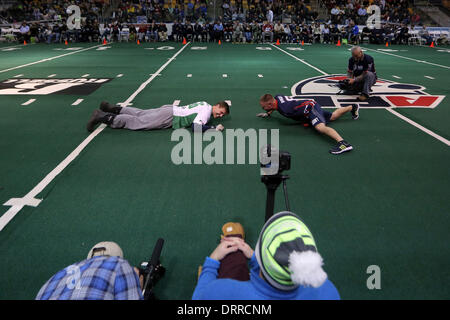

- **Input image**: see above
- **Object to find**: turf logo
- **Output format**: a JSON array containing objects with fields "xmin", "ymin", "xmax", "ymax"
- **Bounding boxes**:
[
  {"xmin": 291, "ymin": 74, "xmax": 445, "ymax": 109},
  {"xmin": 0, "ymin": 78, "xmax": 112, "ymax": 95}
]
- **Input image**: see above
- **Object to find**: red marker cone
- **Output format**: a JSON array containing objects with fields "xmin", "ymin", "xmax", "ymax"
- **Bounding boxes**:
[
  {"xmin": 65, "ymin": 40, "xmax": 68, "ymax": 45},
  {"xmin": 430, "ymin": 41, "xmax": 434, "ymax": 48},
  {"xmin": 276, "ymin": 39, "xmax": 280, "ymax": 45},
  {"xmin": 24, "ymin": 40, "xmax": 27, "ymax": 45},
  {"xmin": 301, "ymin": 40, "xmax": 304, "ymax": 46},
  {"xmin": 336, "ymin": 39, "xmax": 341, "ymax": 46},
  {"xmin": 385, "ymin": 42, "xmax": 389, "ymax": 47},
  {"xmin": 137, "ymin": 39, "xmax": 140, "ymax": 45},
  {"xmin": 218, "ymin": 40, "xmax": 221, "ymax": 45},
  {"xmin": 103, "ymin": 38, "xmax": 107, "ymax": 45},
  {"xmin": 182, "ymin": 37, "xmax": 187, "ymax": 45}
]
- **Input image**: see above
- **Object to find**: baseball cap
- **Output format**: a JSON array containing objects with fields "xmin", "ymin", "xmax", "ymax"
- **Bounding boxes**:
[{"xmin": 87, "ymin": 241, "xmax": 124, "ymax": 259}]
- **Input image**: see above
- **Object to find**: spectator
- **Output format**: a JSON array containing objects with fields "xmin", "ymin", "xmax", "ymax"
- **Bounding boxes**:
[
  {"xmin": 192, "ymin": 212, "xmax": 340, "ymax": 300},
  {"xmin": 262, "ymin": 20, "xmax": 274, "ymax": 43},
  {"xmin": 18, "ymin": 21, "xmax": 30, "ymax": 43},
  {"xmin": 418, "ymin": 25, "xmax": 433, "ymax": 45}
]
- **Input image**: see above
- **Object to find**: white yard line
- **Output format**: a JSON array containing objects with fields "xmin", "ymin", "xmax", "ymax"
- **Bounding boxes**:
[
  {"xmin": 48, "ymin": 74, "xmax": 57, "ymax": 78},
  {"xmin": 81, "ymin": 74, "xmax": 90, "ymax": 77},
  {"xmin": 0, "ymin": 43, "xmax": 104, "ymax": 74},
  {"xmin": 0, "ymin": 42, "xmax": 191, "ymax": 232},
  {"xmin": 187, "ymin": 74, "xmax": 192, "ymax": 78},
  {"xmin": 258, "ymin": 74, "xmax": 264, "ymax": 78},
  {"xmin": 21, "ymin": 99, "xmax": 36, "ymax": 106},
  {"xmin": 222, "ymin": 74, "xmax": 228, "ymax": 78},
  {"xmin": 270, "ymin": 44, "xmax": 329, "ymax": 75},
  {"xmin": 392, "ymin": 75, "xmax": 401, "ymax": 79},
  {"xmin": 0, "ymin": 43, "xmax": 34, "ymax": 50},
  {"xmin": 424, "ymin": 76, "xmax": 435, "ymax": 79},
  {"xmin": 71, "ymin": 99, "xmax": 84, "ymax": 106},
  {"xmin": 116, "ymin": 74, "xmax": 123, "ymax": 77}
]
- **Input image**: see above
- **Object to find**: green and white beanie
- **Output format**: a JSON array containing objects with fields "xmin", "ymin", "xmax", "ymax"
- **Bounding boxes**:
[{"xmin": 255, "ymin": 211, "xmax": 327, "ymax": 290}]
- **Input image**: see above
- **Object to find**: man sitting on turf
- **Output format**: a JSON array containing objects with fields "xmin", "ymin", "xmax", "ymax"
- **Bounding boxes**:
[
  {"xmin": 86, "ymin": 100, "xmax": 230, "ymax": 133},
  {"xmin": 257, "ymin": 94, "xmax": 359, "ymax": 155},
  {"xmin": 345, "ymin": 46, "xmax": 377, "ymax": 101}
]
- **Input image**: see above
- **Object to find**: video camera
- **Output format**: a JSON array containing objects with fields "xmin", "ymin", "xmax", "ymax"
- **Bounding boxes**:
[
  {"xmin": 139, "ymin": 238, "xmax": 166, "ymax": 300},
  {"xmin": 260, "ymin": 145, "xmax": 292, "ymax": 222}
]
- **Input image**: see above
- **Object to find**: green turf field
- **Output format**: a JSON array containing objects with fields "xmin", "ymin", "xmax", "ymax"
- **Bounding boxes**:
[{"xmin": 0, "ymin": 41, "xmax": 449, "ymax": 300}]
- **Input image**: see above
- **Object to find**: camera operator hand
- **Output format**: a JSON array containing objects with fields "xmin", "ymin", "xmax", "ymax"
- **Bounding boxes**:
[
  {"xmin": 210, "ymin": 237, "xmax": 240, "ymax": 261},
  {"xmin": 215, "ymin": 124, "xmax": 225, "ymax": 131},
  {"xmin": 134, "ymin": 267, "xmax": 144, "ymax": 289},
  {"xmin": 234, "ymin": 237, "xmax": 254, "ymax": 259},
  {"xmin": 348, "ymin": 78, "xmax": 355, "ymax": 85}
]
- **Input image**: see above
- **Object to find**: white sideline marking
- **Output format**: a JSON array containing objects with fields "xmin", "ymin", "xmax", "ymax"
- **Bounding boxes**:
[
  {"xmin": 81, "ymin": 74, "xmax": 90, "ymax": 77},
  {"xmin": 173, "ymin": 100, "xmax": 180, "ymax": 106},
  {"xmin": 71, "ymin": 99, "xmax": 84, "ymax": 106},
  {"xmin": 0, "ymin": 44, "xmax": 104, "ymax": 74},
  {"xmin": 386, "ymin": 108, "xmax": 450, "ymax": 146},
  {"xmin": 222, "ymin": 74, "xmax": 228, "ymax": 78},
  {"xmin": 48, "ymin": 74, "xmax": 57, "ymax": 78},
  {"xmin": 272, "ymin": 43, "xmax": 450, "ymax": 147},
  {"xmin": 21, "ymin": 99, "xmax": 35, "ymax": 105},
  {"xmin": 187, "ymin": 74, "xmax": 192, "ymax": 77},
  {"xmin": 392, "ymin": 75, "xmax": 401, "ymax": 79},
  {"xmin": 0, "ymin": 42, "xmax": 191, "ymax": 232},
  {"xmin": 357, "ymin": 45, "xmax": 450, "ymax": 70},
  {"xmin": 258, "ymin": 74, "xmax": 264, "ymax": 78},
  {"xmin": 13, "ymin": 74, "xmax": 23, "ymax": 78},
  {"xmin": 116, "ymin": 74, "xmax": 123, "ymax": 77},
  {"xmin": 424, "ymin": 76, "xmax": 435, "ymax": 79}
]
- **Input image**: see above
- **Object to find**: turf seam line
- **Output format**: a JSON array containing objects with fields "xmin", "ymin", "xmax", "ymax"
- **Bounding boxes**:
[{"xmin": 0, "ymin": 42, "xmax": 191, "ymax": 232}]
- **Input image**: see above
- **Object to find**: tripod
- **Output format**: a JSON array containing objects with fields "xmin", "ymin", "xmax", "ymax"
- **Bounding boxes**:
[{"xmin": 262, "ymin": 174, "xmax": 291, "ymax": 222}]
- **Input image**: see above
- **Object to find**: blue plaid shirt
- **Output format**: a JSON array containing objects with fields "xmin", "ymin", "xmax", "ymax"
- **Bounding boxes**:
[{"xmin": 36, "ymin": 256, "xmax": 143, "ymax": 300}]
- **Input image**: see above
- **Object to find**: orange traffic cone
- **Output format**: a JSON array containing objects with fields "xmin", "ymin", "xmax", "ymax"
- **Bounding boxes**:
[
  {"xmin": 65, "ymin": 40, "xmax": 68, "ymax": 45},
  {"xmin": 301, "ymin": 40, "xmax": 304, "ymax": 46},
  {"xmin": 24, "ymin": 40, "xmax": 27, "ymax": 45},
  {"xmin": 430, "ymin": 41, "xmax": 435, "ymax": 48},
  {"xmin": 276, "ymin": 39, "xmax": 280, "ymax": 45},
  {"xmin": 385, "ymin": 42, "xmax": 389, "ymax": 47},
  {"xmin": 182, "ymin": 37, "xmax": 187, "ymax": 45},
  {"xmin": 137, "ymin": 39, "xmax": 140, "ymax": 45},
  {"xmin": 218, "ymin": 40, "xmax": 221, "ymax": 45},
  {"xmin": 103, "ymin": 38, "xmax": 107, "ymax": 45},
  {"xmin": 336, "ymin": 39, "xmax": 341, "ymax": 46}
]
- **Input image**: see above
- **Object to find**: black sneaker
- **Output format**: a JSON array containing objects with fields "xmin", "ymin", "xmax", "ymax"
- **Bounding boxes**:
[
  {"xmin": 86, "ymin": 110, "xmax": 115, "ymax": 133},
  {"xmin": 100, "ymin": 101, "xmax": 122, "ymax": 114},
  {"xmin": 351, "ymin": 104, "xmax": 360, "ymax": 120},
  {"xmin": 329, "ymin": 140, "xmax": 353, "ymax": 155}
]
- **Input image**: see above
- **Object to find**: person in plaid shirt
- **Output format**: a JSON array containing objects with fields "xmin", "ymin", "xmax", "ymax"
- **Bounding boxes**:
[{"xmin": 36, "ymin": 241, "xmax": 143, "ymax": 300}]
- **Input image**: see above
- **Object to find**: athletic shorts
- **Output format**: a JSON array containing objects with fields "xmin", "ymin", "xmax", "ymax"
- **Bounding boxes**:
[{"xmin": 308, "ymin": 103, "xmax": 332, "ymax": 127}]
